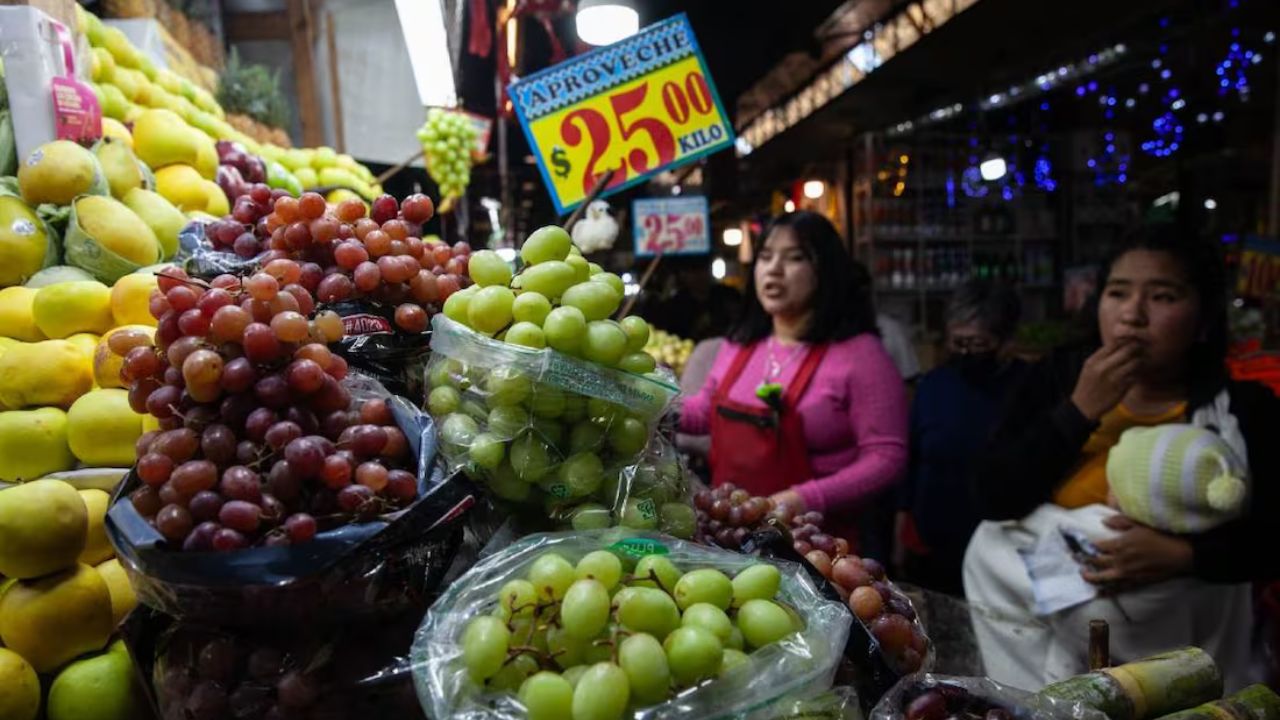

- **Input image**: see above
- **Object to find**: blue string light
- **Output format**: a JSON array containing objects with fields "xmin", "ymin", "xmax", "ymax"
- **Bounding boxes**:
[{"xmin": 1214, "ymin": 29, "xmax": 1256, "ymax": 99}]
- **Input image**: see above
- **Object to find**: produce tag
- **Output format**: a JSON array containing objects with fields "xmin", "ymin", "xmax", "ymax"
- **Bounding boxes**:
[
  {"xmin": 632, "ymin": 196, "xmax": 709, "ymax": 257},
  {"xmin": 50, "ymin": 77, "xmax": 102, "ymax": 143},
  {"xmin": 609, "ymin": 536, "xmax": 668, "ymax": 560},
  {"xmin": 47, "ymin": 20, "xmax": 101, "ymax": 143},
  {"xmin": 509, "ymin": 13, "xmax": 734, "ymax": 215}
]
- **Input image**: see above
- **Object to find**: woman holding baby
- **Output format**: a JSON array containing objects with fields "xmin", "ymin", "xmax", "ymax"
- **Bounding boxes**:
[{"xmin": 963, "ymin": 224, "xmax": 1280, "ymax": 691}]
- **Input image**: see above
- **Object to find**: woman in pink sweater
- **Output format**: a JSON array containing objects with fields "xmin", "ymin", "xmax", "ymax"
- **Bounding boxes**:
[{"xmin": 680, "ymin": 211, "xmax": 908, "ymax": 524}]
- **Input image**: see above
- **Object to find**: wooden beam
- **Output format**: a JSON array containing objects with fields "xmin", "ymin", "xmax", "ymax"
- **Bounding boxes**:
[
  {"xmin": 325, "ymin": 11, "xmax": 345, "ymax": 153},
  {"xmin": 286, "ymin": 0, "xmax": 324, "ymax": 147},
  {"xmin": 223, "ymin": 10, "xmax": 290, "ymax": 42}
]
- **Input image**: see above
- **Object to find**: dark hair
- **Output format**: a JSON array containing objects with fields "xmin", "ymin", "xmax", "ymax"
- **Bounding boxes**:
[
  {"xmin": 946, "ymin": 279, "xmax": 1022, "ymax": 341},
  {"xmin": 729, "ymin": 211, "xmax": 877, "ymax": 344},
  {"xmin": 1091, "ymin": 223, "xmax": 1229, "ymax": 400}
]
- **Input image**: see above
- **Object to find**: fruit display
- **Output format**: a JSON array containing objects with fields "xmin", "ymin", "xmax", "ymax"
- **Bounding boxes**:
[
  {"xmin": 74, "ymin": 4, "xmax": 379, "ymax": 200},
  {"xmin": 146, "ymin": 611, "xmax": 425, "ymax": 720},
  {"xmin": 644, "ymin": 328, "xmax": 694, "ymax": 378},
  {"xmin": 191, "ymin": 187, "xmax": 468, "ymax": 345},
  {"xmin": 0, "ymin": 478, "xmax": 145, "ymax": 720},
  {"xmin": 0, "ymin": 271, "xmax": 161, "ymax": 482},
  {"xmin": 413, "ymin": 531, "xmax": 853, "ymax": 720},
  {"xmin": 416, "ymin": 108, "xmax": 479, "ymax": 204},
  {"xmin": 101, "ymin": 260, "xmax": 434, "ymax": 551},
  {"xmin": 692, "ymin": 484, "xmax": 929, "ymax": 675},
  {"xmin": 424, "ymin": 227, "xmax": 682, "ymax": 531}
]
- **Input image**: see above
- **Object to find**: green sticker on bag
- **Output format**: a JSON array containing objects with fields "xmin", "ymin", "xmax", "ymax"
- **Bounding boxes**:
[{"xmin": 608, "ymin": 538, "xmax": 668, "ymax": 560}]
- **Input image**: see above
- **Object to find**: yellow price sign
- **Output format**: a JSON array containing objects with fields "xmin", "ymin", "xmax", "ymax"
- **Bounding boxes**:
[{"xmin": 509, "ymin": 14, "xmax": 734, "ymax": 214}]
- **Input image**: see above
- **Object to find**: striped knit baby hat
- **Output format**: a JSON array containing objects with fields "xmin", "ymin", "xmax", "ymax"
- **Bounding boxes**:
[{"xmin": 1106, "ymin": 424, "xmax": 1248, "ymax": 533}]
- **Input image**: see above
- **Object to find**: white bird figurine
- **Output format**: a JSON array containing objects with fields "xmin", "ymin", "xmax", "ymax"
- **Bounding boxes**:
[{"xmin": 571, "ymin": 200, "xmax": 619, "ymax": 254}]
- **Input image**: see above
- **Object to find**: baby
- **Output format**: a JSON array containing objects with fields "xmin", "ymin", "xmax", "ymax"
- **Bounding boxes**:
[{"xmin": 1105, "ymin": 424, "xmax": 1249, "ymax": 534}]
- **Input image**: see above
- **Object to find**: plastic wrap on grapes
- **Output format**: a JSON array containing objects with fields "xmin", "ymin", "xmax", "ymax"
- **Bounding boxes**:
[
  {"xmin": 174, "ymin": 219, "xmax": 269, "ymax": 279},
  {"xmin": 122, "ymin": 605, "xmax": 427, "ymax": 720},
  {"xmin": 693, "ymin": 484, "xmax": 933, "ymax": 701},
  {"xmin": 105, "ymin": 373, "xmax": 479, "ymax": 628},
  {"xmin": 410, "ymin": 528, "xmax": 852, "ymax": 720},
  {"xmin": 426, "ymin": 315, "xmax": 683, "ymax": 531},
  {"xmin": 322, "ymin": 296, "xmax": 433, "ymax": 400},
  {"xmin": 869, "ymin": 675, "xmax": 1107, "ymax": 720}
]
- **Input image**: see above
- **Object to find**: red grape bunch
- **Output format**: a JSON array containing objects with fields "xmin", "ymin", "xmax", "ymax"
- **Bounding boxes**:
[
  {"xmin": 202, "ymin": 185, "xmax": 473, "ymax": 334},
  {"xmin": 692, "ymin": 483, "xmax": 928, "ymax": 673},
  {"xmin": 111, "ymin": 266, "xmax": 420, "ymax": 552}
]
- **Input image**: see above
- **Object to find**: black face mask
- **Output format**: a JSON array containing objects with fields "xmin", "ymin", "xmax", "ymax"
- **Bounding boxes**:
[{"xmin": 950, "ymin": 352, "xmax": 1002, "ymax": 382}]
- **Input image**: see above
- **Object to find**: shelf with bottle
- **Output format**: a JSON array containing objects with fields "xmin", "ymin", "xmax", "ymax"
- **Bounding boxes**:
[{"xmin": 871, "ymin": 245, "xmax": 1056, "ymax": 293}]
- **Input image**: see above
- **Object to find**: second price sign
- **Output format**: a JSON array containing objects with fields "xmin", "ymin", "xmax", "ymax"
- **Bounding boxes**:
[{"xmin": 509, "ymin": 13, "xmax": 735, "ymax": 214}]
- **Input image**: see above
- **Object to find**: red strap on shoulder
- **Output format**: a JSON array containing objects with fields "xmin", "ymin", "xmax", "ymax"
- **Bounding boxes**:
[
  {"xmin": 716, "ymin": 344, "xmax": 757, "ymax": 399},
  {"xmin": 783, "ymin": 345, "xmax": 828, "ymax": 406}
]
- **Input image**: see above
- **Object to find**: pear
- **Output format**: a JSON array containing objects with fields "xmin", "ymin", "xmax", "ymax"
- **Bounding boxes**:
[
  {"xmin": 133, "ymin": 109, "xmax": 202, "ymax": 170},
  {"xmin": 0, "ymin": 408, "xmax": 75, "ymax": 481},
  {"xmin": 47, "ymin": 639, "xmax": 145, "ymax": 720},
  {"xmin": 123, "ymin": 188, "xmax": 185, "ymax": 259},
  {"xmin": 93, "ymin": 139, "xmax": 144, "ymax": 199},
  {"xmin": 84, "ymin": 11, "xmax": 105, "ymax": 47},
  {"xmin": 294, "ymin": 167, "xmax": 319, "ymax": 189},
  {"xmin": 101, "ymin": 27, "xmax": 140, "ymax": 69},
  {"xmin": 100, "ymin": 118, "xmax": 132, "ymax": 148},
  {"xmin": 91, "ymin": 47, "xmax": 115, "ymax": 83},
  {"xmin": 109, "ymin": 67, "xmax": 140, "ymax": 103},
  {"xmin": 194, "ymin": 136, "xmax": 218, "ymax": 179},
  {"xmin": 99, "ymin": 84, "xmax": 128, "ymax": 120},
  {"xmin": 156, "ymin": 68, "xmax": 183, "ymax": 95}
]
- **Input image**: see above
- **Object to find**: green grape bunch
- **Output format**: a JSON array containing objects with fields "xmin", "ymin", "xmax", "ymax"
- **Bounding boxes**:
[
  {"xmin": 416, "ymin": 108, "xmax": 479, "ymax": 201},
  {"xmin": 457, "ymin": 552, "xmax": 801, "ymax": 720}
]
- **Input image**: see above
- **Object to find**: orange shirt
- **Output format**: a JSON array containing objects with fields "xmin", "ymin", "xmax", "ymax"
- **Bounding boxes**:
[{"xmin": 1053, "ymin": 402, "xmax": 1188, "ymax": 508}]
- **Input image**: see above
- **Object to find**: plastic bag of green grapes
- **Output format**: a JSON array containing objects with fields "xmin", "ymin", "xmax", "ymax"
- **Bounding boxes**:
[
  {"xmin": 426, "ymin": 314, "xmax": 682, "ymax": 529},
  {"xmin": 410, "ymin": 529, "xmax": 853, "ymax": 720}
]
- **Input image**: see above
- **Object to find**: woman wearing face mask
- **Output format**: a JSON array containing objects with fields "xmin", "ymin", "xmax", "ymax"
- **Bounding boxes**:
[
  {"xmin": 679, "ymin": 212, "xmax": 908, "ymax": 540},
  {"xmin": 963, "ymin": 225, "xmax": 1280, "ymax": 692},
  {"xmin": 897, "ymin": 280, "xmax": 1026, "ymax": 595}
]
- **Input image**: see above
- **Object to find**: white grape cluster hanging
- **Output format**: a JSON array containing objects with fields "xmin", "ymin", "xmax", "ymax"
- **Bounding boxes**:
[{"xmin": 416, "ymin": 109, "xmax": 479, "ymax": 204}]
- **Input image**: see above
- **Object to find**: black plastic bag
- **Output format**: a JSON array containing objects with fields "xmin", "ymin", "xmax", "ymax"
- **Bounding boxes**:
[{"xmin": 106, "ymin": 380, "xmax": 478, "ymax": 628}]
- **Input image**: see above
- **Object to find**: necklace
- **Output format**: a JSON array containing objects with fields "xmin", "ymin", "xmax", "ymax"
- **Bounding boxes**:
[{"xmin": 762, "ymin": 337, "xmax": 806, "ymax": 384}]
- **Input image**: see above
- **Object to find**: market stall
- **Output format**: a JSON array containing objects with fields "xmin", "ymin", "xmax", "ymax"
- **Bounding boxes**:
[{"xmin": 1, "ymin": 1, "xmax": 1279, "ymax": 719}]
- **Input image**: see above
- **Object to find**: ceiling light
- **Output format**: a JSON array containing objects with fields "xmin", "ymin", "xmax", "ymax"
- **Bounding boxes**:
[
  {"xmin": 576, "ymin": 0, "xmax": 639, "ymax": 46},
  {"xmin": 979, "ymin": 154, "xmax": 1007, "ymax": 182},
  {"xmin": 722, "ymin": 228, "xmax": 743, "ymax": 247},
  {"xmin": 803, "ymin": 180, "xmax": 825, "ymax": 199},
  {"xmin": 711, "ymin": 258, "xmax": 726, "ymax": 280},
  {"xmin": 1204, "ymin": 198, "xmax": 1217, "ymax": 210},
  {"xmin": 784, "ymin": 199, "xmax": 796, "ymax": 213}
]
